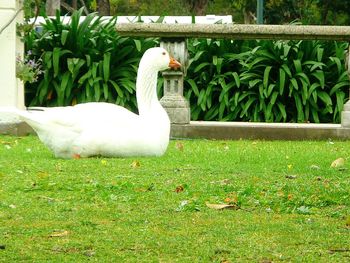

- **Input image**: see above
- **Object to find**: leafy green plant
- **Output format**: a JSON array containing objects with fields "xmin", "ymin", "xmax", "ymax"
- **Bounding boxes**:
[
  {"xmin": 25, "ymin": 8, "xmax": 158, "ymax": 111},
  {"xmin": 184, "ymin": 38, "xmax": 349, "ymax": 123},
  {"xmin": 24, "ymin": 10, "xmax": 349, "ymax": 123}
]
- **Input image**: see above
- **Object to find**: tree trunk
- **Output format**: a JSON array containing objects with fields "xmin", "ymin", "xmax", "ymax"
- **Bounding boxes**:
[
  {"xmin": 72, "ymin": 0, "xmax": 78, "ymax": 10},
  {"xmin": 190, "ymin": 0, "xmax": 208, "ymax": 16},
  {"xmin": 46, "ymin": 0, "xmax": 60, "ymax": 16},
  {"xmin": 321, "ymin": 0, "xmax": 331, "ymax": 24},
  {"xmin": 98, "ymin": 0, "xmax": 110, "ymax": 16}
]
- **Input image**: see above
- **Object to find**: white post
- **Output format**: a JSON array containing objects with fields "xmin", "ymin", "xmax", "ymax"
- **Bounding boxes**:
[
  {"xmin": 0, "ymin": 0, "xmax": 26, "ymax": 134},
  {"xmin": 341, "ymin": 46, "xmax": 350, "ymax": 128}
]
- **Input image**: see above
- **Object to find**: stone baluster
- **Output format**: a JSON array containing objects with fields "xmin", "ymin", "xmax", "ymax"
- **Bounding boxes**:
[{"xmin": 160, "ymin": 39, "xmax": 190, "ymax": 124}]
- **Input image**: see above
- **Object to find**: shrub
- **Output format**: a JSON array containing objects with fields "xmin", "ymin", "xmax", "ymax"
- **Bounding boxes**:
[
  {"xmin": 25, "ymin": 8, "xmax": 158, "ymax": 112},
  {"xmin": 184, "ymin": 38, "xmax": 349, "ymax": 123},
  {"xmin": 24, "ymin": 9, "xmax": 349, "ymax": 123}
]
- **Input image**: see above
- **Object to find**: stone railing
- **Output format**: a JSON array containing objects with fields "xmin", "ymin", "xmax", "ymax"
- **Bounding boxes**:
[{"xmin": 116, "ymin": 23, "xmax": 350, "ymax": 133}]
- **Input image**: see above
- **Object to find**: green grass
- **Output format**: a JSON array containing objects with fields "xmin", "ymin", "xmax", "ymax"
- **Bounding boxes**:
[{"xmin": 0, "ymin": 135, "xmax": 349, "ymax": 262}]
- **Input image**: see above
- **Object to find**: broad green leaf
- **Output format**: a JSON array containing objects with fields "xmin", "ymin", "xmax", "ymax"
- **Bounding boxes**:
[
  {"xmin": 281, "ymin": 64, "xmax": 292, "ymax": 77},
  {"xmin": 263, "ymin": 66, "xmax": 272, "ymax": 89},
  {"xmin": 109, "ymin": 80, "xmax": 123, "ymax": 97},
  {"xmin": 329, "ymin": 82, "xmax": 349, "ymax": 95},
  {"xmin": 290, "ymin": 78, "xmax": 299, "ymax": 90},
  {"xmin": 103, "ymin": 53, "xmax": 111, "ymax": 82},
  {"xmin": 294, "ymin": 94, "xmax": 304, "ymax": 122},
  {"xmin": 232, "ymin": 72, "xmax": 240, "ymax": 88},
  {"xmin": 336, "ymin": 91, "xmax": 345, "ymax": 113},
  {"xmin": 212, "ymin": 55, "xmax": 218, "ymax": 66},
  {"xmin": 277, "ymin": 102, "xmax": 287, "ymax": 121},
  {"xmin": 53, "ymin": 47, "xmax": 61, "ymax": 77},
  {"xmin": 194, "ymin": 62, "xmax": 210, "ymax": 73},
  {"xmin": 61, "ymin": 30, "xmax": 69, "ymax": 45},
  {"xmin": 318, "ymin": 91, "xmax": 332, "ymax": 106},
  {"xmin": 312, "ymin": 70, "xmax": 325, "ymax": 88},
  {"xmin": 329, "ymin": 57, "xmax": 342, "ymax": 75},
  {"xmin": 103, "ymin": 83, "xmax": 109, "ymax": 100},
  {"xmin": 94, "ymin": 82, "xmax": 101, "ymax": 101},
  {"xmin": 293, "ymin": 59, "xmax": 302, "ymax": 73},
  {"xmin": 270, "ymin": 90, "xmax": 278, "ymax": 105},
  {"xmin": 279, "ymin": 68, "xmax": 286, "ymax": 95},
  {"xmin": 186, "ymin": 79, "xmax": 199, "ymax": 96},
  {"xmin": 134, "ymin": 39, "xmax": 142, "ymax": 52},
  {"xmin": 267, "ymin": 84, "xmax": 275, "ymax": 97}
]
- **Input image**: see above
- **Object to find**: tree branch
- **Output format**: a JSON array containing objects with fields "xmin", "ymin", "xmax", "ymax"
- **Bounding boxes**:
[{"xmin": 0, "ymin": 8, "xmax": 23, "ymax": 35}]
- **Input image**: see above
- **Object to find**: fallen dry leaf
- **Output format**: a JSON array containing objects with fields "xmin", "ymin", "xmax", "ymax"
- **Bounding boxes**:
[
  {"xmin": 175, "ymin": 185, "xmax": 184, "ymax": 193},
  {"xmin": 210, "ymin": 179, "xmax": 231, "ymax": 185},
  {"xmin": 330, "ymin": 158, "xmax": 345, "ymax": 168},
  {"xmin": 131, "ymin": 160, "xmax": 140, "ymax": 168},
  {"xmin": 310, "ymin": 164, "xmax": 320, "ymax": 170},
  {"xmin": 345, "ymin": 216, "xmax": 350, "ymax": 228},
  {"xmin": 49, "ymin": 230, "xmax": 69, "ymax": 238},
  {"xmin": 205, "ymin": 202, "xmax": 239, "ymax": 210},
  {"xmin": 328, "ymin": 248, "xmax": 350, "ymax": 254},
  {"xmin": 286, "ymin": 175, "xmax": 297, "ymax": 179},
  {"xmin": 175, "ymin": 142, "xmax": 184, "ymax": 151}
]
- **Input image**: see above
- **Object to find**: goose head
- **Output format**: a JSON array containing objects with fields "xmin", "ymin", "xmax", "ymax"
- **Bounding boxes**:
[{"xmin": 139, "ymin": 47, "xmax": 181, "ymax": 72}]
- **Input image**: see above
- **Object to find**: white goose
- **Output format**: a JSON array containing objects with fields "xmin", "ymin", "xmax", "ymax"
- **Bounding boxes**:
[{"xmin": 7, "ymin": 47, "xmax": 181, "ymax": 158}]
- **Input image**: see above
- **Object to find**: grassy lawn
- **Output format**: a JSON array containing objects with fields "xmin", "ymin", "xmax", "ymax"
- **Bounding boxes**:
[{"xmin": 0, "ymin": 135, "xmax": 349, "ymax": 262}]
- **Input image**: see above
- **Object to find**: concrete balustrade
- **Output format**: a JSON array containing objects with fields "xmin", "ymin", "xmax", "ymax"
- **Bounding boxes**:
[
  {"xmin": 116, "ymin": 23, "xmax": 350, "ymax": 139},
  {"xmin": 1, "ymin": 9, "xmax": 350, "ymax": 139},
  {"xmin": 116, "ymin": 23, "xmax": 350, "ymax": 41}
]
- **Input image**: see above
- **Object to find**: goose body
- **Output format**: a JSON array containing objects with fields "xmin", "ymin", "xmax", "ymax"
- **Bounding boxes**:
[{"xmin": 5, "ymin": 47, "xmax": 181, "ymax": 158}]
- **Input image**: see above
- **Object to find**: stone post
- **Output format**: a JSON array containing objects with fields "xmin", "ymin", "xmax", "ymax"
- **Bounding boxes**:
[
  {"xmin": 160, "ymin": 39, "xmax": 190, "ymax": 124},
  {"xmin": 0, "ymin": 0, "xmax": 26, "ymax": 134},
  {"xmin": 341, "ymin": 46, "xmax": 350, "ymax": 128}
]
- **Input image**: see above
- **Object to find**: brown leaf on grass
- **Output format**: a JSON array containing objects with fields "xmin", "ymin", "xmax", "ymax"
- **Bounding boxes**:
[
  {"xmin": 84, "ymin": 250, "xmax": 96, "ymax": 257},
  {"xmin": 205, "ymin": 202, "xmax": 239, "ymax": 210},
  {"xmin": 330, "ymin": 158, "xmax": 345, "ymax": 168},
  {"xmin": 345, "ymin": 216, "xmax": 350, "ymax": 228},
  {"xmin": 328, "ymin": 248, "xmax": 350, "ymax": 254},
  {"xmin": 175, "ymin": 185, "xmax": 184, "ymax": 193},
  {"xmin": 224, "ymin": 192, "xmax": 238, "ymax": 204},
  {"xmin": 286, "ymin": 175, "xmax": 297, "ymax": 179},
  {"xmin": 175, "ymin": 142, "xmax": 184, "ymax": 151},
  {"xmin": 135, "ymin": 183, "xmax": 155, "ymax": 192},
  {"xmin": 37, "ymin": 171, "xmax": 49, "ymax": 178},
  {"xmin": 49, "ymin": 230, "xmax": 69, "ymax": 238},
  {"xmin": 310, "ymin": 164, "xmax": 320, "ymax": 170},
  {"xmin": 131, "ymin": 160, "xmax": 140, "ymax": 168},
  {"xmin": 210, "ymin": 179, "xmax": 231, "ymax": 185}
]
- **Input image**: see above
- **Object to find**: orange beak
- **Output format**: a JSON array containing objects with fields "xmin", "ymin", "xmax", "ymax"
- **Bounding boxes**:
[{"xmin": 169, "ymin": 57, "xmax": 182, "ymax": 70}]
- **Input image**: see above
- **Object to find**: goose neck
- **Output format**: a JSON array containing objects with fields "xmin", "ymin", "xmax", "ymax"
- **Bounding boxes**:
[{"xmin": 136, "ymin": 67, "xmax": 160, "ymax": 115}]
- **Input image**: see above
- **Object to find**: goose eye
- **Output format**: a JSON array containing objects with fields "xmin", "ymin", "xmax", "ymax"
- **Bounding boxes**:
[{"xmin": 162, "ymin": 52, "xmax": 166, "ymax": 55}]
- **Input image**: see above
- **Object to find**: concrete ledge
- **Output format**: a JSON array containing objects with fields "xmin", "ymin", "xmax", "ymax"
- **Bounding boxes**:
[
  {"xmin": 117, "ymin": 23, "xmax": 350, "ymax": 41},
  {"xmin": 171, "ymin": 121, "xmax": 350, "ymax": 140},
  {"xmin": 1, "ymin": 121, "xmax": 349, "ymax": 140},
  {"xmin": 0, "ymin": 121, "xmax": 33, "ymax": 136}
]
